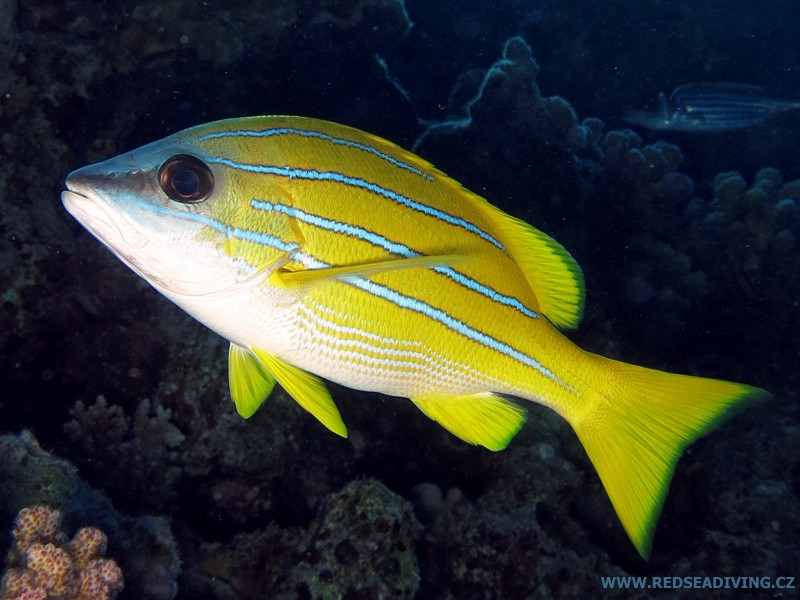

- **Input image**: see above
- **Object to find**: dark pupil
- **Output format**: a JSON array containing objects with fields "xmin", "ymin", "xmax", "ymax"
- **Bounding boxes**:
[
  {"xmin": 159, "ymin": 154, "xmax": 213, "ymax": 203},
  {"xmin": 172, "ymin": 167, "xmax": 200, "ymax": 197}
]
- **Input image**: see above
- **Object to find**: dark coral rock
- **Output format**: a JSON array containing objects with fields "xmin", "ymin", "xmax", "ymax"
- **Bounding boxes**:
[
  {"xmin": 178, "ymin": 384, "xmax": 355, "ymax": 536},
  {"xmin": 183, "ymin": 524, "xmax": 303, "ymax": 599},
  {"xmin": 182, "ymin": 480, "xmax": 421, "ymax": 600},
  {"xmin": 276, "ymin": 479, "xmax": 422, "ymax": 600},
  {"xmin": 414, "ymin": 431, "xmax": 634, "ymax": 600},
  {"xmin": 118, "ymin": 516, "xmax": 181, "ymax": 600}
]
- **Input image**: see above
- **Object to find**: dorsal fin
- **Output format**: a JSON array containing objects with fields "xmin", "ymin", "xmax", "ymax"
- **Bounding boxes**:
[
  {"xmin": 478, "ymin": 204, "xmax": 585, "ymax": 329},
  {"xmin": 426, "ymin": 170, "xmax": 585, "ymax": 329},
  {"xmin": 498, "ymin": 212, "xmax": 585, "ymax": 329}
]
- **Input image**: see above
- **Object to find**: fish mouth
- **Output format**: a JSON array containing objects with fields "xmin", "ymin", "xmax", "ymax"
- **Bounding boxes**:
[
  {"xmin": 62, "ymin": 178, "xmax": 149, "ymax": 251},
  {"xmin": 62, "ymin": 175, "xmax": 240, "ymax": 298}
]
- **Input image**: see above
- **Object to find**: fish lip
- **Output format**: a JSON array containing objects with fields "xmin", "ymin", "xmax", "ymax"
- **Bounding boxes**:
[{"xmin": 61, "ymin": 176, "xmax": 149, "ymax": 250}]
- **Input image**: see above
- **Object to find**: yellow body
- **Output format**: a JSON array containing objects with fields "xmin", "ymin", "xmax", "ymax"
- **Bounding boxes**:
[{"xmin": 62, "ymin": 116, "xmax": 767, "ymax": 558}]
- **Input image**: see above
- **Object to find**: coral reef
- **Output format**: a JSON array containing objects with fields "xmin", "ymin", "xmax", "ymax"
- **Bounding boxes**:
[
  {"xmin": 283, "ymin": 479, "xmax": 422, "ymax": 599},
  {"xmin": 691, "ymin": 168, "xmax": 799, "ymax": 280},
  {"xmin": 409, "ymin": 424, "xmax": 633, "ymax": 600},
  {"xmin": 681, "ymin": 168, "xmax": 800, "ymax": 378},
  {"xmin": 667, "ymin": 406, "xmax": 800, "ymax": 581},
  {"xmin": 115, "ymin": 517, "xmax": 180, "ymax": 600},
  {"xmin": 589, "ymin": 138, "xmax": 800, "ymax": 375},
  {"xmin": 415, "ymin": 36, "xmax": 603, "ymax": 234},
  {"xmin": 0, "ymin": 432, "xmax": 119, "ymax": 542},
  {"xmin": 592, "ymin": 129, "xmax": 708, "ymax": 344},
  {"xmin": 63, "ymin": 397, "xmax": 185, "ymax": 513},
  {"xmin": 0, "ymin": 505, "xmax": 123, "ymax": 600}
]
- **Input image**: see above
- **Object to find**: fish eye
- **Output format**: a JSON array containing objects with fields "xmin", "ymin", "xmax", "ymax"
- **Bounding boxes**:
[{"xmin": 158, "ymin": 154, "xmax": 213, "ymax": 203}]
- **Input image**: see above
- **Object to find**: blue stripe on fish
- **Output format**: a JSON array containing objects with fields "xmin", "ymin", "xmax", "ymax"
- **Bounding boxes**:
[
  {"xmin": 252, "ymin": 199, "xmax": 412, "ymax": 255},
  {"xmin": 251, "ymin": 199, "xmax": 539, "ymax": 320},
  {"xmin": 132, "ymin": 200, "xmax": 556, "ymax": 383},
  {"xmin": 435, "ymin": 266, "xmax": 539, "ymax": 319},
  {"xmin": 289, "ymin": 250, "xmax": 567, "ymax": 388},
  {"xmin": 132, "ymin": 199, "xmax": 298, "ymax": 253},
  {"xmin": 199, "ymin": 127, "xmax": 435, "ymax": 182},
  {"xmin": 206, "ymin": 157, "xmax": 506, "ymax": 251},
  {"xmin": 347, "ymin": 277, "xmax": 568, "ymax": 390}
]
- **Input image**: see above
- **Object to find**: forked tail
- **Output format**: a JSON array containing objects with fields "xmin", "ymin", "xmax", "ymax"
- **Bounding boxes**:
[{"xmin": 569, "ymin": 355, "xmax": 768, "ymax": 558}]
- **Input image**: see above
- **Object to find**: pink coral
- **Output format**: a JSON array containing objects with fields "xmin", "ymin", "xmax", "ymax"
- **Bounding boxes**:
[
  {"xmin": 67, "ymin": 529, "xmax": 107, "ymax": 569},
  {"xmin": 25, "ymin": 543, "xmax": 73, "ymax": 596},
  {"xmin": 73, "ymin": 560, "xmax": 123, "ymax": 600},
  {"xmin": 0, "ymin": 506, "xmax": 123, "ymax": 600},
  {"xmin": 12, "ymin": 508, "xmax": 64, "ymax": 549},
  {"xmin": 0, "ymin": 571, "xmax": 46, "ymax": 600}
]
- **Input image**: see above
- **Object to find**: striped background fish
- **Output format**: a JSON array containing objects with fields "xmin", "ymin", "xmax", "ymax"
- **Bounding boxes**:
[
  {"xmin": 62, "ymin": 116, "xmax": 767, "ymax": 558},
  {"xmin": 624, "ymin": 82, "xmax": 800, "ymax": 132}
]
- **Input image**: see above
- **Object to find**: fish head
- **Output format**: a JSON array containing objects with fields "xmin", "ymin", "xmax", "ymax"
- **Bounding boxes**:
[{"xmin": 62, "ymin": 125, "xmax": 281, "ymax": 299}]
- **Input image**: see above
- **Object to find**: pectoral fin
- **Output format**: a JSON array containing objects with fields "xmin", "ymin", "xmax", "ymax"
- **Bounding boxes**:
[
  {"xmin": 187, "ymin": 252, "xmax": 293, "ymax": 299},
  {"xmin": 228, "ymin": 343, "xmax": 277, "ymax": 418},
  {"xmin": 411, "ymin": 393, "xmax": 527, "ymax": 451},
  {"xmin": 273, "ymin": 255, "xmax": 465, "ymax": 289},
  {"xmin": 250, "ymin": 347, "xmax": 348, "ymax": 438}
]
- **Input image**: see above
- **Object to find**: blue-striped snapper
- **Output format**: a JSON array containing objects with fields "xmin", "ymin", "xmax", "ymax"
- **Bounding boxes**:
[{"xmin": 62, "ymin": 116, "xmax": 767, "ymax": 558}]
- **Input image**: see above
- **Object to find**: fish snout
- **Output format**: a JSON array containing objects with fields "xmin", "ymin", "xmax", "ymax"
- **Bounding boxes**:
[{"xmin": 62, "ymin": 169, "xmax": 150, "ymax": 251}]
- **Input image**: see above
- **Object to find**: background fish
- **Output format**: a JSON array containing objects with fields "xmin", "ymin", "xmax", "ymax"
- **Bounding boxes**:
[
  {"xmin": 61, "ymin": 116, "xmax": 767, "ymax": 559},
  {"xmin": 624, "ymin": 82, "xmax": 800, "ymax": 132}
]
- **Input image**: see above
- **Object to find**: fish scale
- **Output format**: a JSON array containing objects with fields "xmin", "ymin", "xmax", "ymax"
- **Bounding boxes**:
[{"xmin": 295, "ymin": 297, "xmax": 496, "ymax": 395}]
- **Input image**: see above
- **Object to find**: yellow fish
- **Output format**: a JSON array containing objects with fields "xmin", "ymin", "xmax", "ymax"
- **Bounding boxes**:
[{"xmin": 61, "ymin": 116, "xmax": 767, "ymax": 558}]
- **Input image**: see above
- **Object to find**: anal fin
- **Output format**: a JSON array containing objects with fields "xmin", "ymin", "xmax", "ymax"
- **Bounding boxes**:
[{"xmin": 411, "ymin": 392, "xmax": 527, "ymax": 451}]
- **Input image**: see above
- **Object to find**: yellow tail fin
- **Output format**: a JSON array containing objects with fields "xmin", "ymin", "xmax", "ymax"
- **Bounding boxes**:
[{"xmin": 570, "ymin": 356, "xmax": 768, "ymax": 558}]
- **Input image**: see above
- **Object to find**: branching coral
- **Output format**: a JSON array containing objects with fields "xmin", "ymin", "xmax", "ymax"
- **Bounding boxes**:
[
  {"xmin": 692, "ymin": 168, "xmax": 799, "ymax": 275},
  {"xmin": 0, "ymin": 506, "xmax": 123, "ymax": 600},
  {"xmin": 677, "ymin": 167, "xmax": 800, "ymax": 374},
  {"xmin": 63, "ymin": 396, "xmax": 184, "ymax": 512}
]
